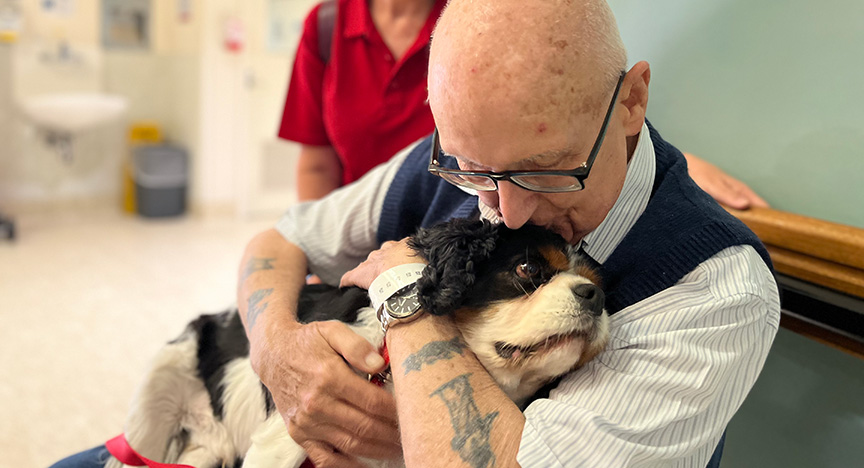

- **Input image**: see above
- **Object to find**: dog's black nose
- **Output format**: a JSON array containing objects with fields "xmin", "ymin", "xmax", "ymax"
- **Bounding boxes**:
[{"xmin": 572, "ymin": 283, "xmax": 605, "ymax": 316}]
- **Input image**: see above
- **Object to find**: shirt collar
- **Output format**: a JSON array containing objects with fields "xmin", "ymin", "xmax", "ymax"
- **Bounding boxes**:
[
  {"xmin": 478, "ymin": 121, "xmax": 656, "ymax": 265},
  {"xmin": 343, "ymin": 0, "xmax": 374, "ymax": 39},
  {"xmin": 579, "ymin": 121, "xmax": 656, "ymax": 263}
]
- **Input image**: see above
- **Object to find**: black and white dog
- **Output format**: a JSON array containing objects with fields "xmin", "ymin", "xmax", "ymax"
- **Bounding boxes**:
[{"xmin": 108, "ymin": 219, "xmax": 609, "ymax": 468}]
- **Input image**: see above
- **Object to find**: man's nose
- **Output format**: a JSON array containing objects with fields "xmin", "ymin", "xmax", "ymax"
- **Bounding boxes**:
[{"xmin": 496, "ymin": 181, "xmax": 537, "ymax": 229}]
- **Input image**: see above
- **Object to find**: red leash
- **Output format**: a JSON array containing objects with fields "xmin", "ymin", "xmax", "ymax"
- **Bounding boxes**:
[
  {"xmin": 107, "ymin": 344, "xmax": 391, "ymax": 468},
  {"xmin": 105, "ymin": 434, "xmax": 194, "ymax": 468}
]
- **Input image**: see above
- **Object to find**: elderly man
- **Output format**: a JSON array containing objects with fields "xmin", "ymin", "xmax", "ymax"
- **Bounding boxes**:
[{"xmin": 239, "ymin": 0, "xmax": 779, "ymax": 467}]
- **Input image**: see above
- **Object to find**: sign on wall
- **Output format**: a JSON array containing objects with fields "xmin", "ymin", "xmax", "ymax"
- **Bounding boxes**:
[
  {"xmin": 41, "ymin": 0, "xmax": 76, "ymax": 17},
  {"xmin": 101, "ymin": 0, "xmax": 151, "ymax": 50},
  {"xmin": 177, "ymin": 0, "xmax": 192, "ymax": 23}
]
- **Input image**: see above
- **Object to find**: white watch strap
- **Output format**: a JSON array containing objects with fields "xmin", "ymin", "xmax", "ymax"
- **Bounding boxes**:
[{"xmin": 369, "ymin": 263, "xmax": 427, "ymax": 312}]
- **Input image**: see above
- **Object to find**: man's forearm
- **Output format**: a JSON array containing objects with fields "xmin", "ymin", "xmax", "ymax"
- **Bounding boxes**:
[
  {"xmin": 237, "ymin": 228, "xmax": 308, "ymax": 351},
  {"xmin": 387, "ymin": 315, "xmax": 524, "ymax": 468}
]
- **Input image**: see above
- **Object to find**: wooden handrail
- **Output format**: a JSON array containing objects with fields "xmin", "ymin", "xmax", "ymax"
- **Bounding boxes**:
[
  {"xmin": 765, "ymin": 246, "xmax": 864, "ymax": 299},
  {"xmin": 726, "ymin": 207, "xmax": 864, "ymax": 270},
  {"xmin": 726, "ymin": 206, "xmax": 864, "ymax": 299}
]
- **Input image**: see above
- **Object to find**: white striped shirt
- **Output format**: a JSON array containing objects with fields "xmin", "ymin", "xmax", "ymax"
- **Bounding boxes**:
[{"xmin": 276, "ymin": 124, "xmax": 780, "ymax": 467}]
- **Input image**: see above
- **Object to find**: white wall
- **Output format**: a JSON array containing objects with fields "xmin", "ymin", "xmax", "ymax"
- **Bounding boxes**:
[
  {"xmin": 194, "ymin": 0, "xmax": 314, "ymax": 216},
  {"xmin": 0, "ymin": 0, "xmax": 109, "ymax": 205}
]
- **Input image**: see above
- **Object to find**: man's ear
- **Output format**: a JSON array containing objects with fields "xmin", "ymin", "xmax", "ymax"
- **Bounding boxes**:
[
  {"xmin": 408, "ymin": 218, "xmax": 499, "ymax": 315},
  {"xmin": 619, "ymin": 61, "xmax": 651, "ymax": 137}
]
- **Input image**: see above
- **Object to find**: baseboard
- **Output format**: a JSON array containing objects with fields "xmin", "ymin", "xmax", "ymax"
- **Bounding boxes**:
[{"xmin": 0, "ymin": 197, "xmax": 247, "ymax": 221}]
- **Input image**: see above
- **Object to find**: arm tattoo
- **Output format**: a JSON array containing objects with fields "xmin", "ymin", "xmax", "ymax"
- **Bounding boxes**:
[
  {"xmin": 430, "ymin": 373, "xmax": 499, "ymax": 468},
  {"xmin": 247, "ymin": 288, "xmax": 273, "ymax": 328},
  {"xmin": 403, "ymin": 337, "xmax": 468, "ymax": 375},
  {"xmin": 243, "ymin": 257, "xmax": 275, "ymax": 280}
]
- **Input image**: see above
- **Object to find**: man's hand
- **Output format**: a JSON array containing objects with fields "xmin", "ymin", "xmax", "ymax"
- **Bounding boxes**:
[
  {"xmin": 340, "ymin": 239, "xmax": 423, "ymax": 290},
  {"xmin": 250, "ymin": 320, "xmax": 402, "ymax": 468},
  {"xmin": 684, "ymin": 153, "xmax": 769, "ymax": 210}
]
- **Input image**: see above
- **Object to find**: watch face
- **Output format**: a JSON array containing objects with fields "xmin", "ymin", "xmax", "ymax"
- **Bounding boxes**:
[{"xmin": 385, "ymin": 285, "xmax": 421, "ymax": 318}]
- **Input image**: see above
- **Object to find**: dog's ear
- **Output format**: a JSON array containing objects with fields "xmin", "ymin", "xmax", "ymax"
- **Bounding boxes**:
[{"xmin": 408, "ymin": 218, "xmax": 499, "ymax": 316}]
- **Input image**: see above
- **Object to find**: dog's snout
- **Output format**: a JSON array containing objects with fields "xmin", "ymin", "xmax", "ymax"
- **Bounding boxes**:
[{"xmin": 572, "ymin": 283, "xmax": 605, "ymax": 316}]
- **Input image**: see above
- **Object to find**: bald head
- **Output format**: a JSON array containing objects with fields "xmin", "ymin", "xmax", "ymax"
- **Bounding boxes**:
[{"xmin": 429, "ymin": 0, "xmax": 627, "ymax": 149}]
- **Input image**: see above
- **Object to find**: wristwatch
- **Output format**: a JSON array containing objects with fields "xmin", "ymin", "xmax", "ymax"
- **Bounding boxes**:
[{"xmin": 377, "ymin": 283, "xmax": 423, "ymax": 332}]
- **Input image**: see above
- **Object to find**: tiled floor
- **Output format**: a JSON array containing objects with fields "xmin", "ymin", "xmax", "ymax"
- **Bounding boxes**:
[{"xmin": 0, "ymin": 207, "xmax": 273, "ymax": 468}]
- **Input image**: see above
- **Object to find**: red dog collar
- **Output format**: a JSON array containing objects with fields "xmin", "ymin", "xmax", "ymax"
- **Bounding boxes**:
[{"xmin": 368, "ymin": 342, "xmax": 391, "ymax": 386}]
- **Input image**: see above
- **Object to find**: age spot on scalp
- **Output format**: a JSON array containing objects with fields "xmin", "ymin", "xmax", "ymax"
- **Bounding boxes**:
[
  {"xmin": 537, "ymin": 123, "xmax": 547, "ymax": 134},
  {"xmin": 553, "ymin": 40, "xmax": 569, "ymax": 50}
]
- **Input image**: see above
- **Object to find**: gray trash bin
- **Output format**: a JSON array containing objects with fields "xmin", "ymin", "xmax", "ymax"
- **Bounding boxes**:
[{"xmin": 133, "ymin": 145, "xmax": 189, "ymax": 217}]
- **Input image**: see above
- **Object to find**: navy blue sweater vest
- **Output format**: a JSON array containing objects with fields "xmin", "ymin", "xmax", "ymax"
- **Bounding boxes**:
[{"xmin": 378, "ymin": 124, "xmax": 772, "ymax": 313}]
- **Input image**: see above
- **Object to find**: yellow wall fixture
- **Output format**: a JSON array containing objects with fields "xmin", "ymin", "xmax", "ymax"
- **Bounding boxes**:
[
  {"xmin": 0, "ymin": 30, "xmax": 17, "ymax": 43},
  {"xmin": 124, "ymin": 122, "xmax": 163, "ymax": 213},
  {"xmin": 129, "ymin": 124, "xmax": 162, "ymax": 143}
]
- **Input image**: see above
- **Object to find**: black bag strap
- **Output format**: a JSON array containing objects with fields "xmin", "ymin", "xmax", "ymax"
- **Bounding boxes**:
[{"xmin": 317, "ymin": 0, "xmax": 337, "ymax": 64}]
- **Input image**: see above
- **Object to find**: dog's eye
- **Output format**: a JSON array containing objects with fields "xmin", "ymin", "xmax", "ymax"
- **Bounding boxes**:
[{"xmin": 516, "ymin": 262, "xmax": 541, "ymax": 279}]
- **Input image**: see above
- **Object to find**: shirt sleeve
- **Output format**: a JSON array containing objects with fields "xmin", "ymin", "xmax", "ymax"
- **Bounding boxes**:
[
  {"xmin": 274, "ymin": 140, "xmax": 421, "ymax": 285},
  {"xmin": 518, "ymin": 245, "xmax": 781, "ymax": 468},
  {"xmin": 277, "ymin": 4, "xmax": 330, "ymax": 146}
]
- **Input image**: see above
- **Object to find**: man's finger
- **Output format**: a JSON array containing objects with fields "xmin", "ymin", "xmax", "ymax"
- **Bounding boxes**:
[
  {"xmin": 317, "ymin": 390, "xmax": 400, "ymax": 442},
  {"xmin": 329, "ymin": 371, "xmax": 399, "ymax": 424},
  {"xmin": 707, "ymin": 177, "xmax": 747, "ymax": 210},
  {"xmin": 296, "ymin": 420, "xmax": 402, "ymax": 459},
  {"xmin": 738, "ymin": 183, "xmax": 770, "ymax": 208},
  {"xmin": 317, "ymin": 321, "xmax": 387, "ymax": 374},
  {"xmin": 313, "ymin": 322, "xmax": 399, "ymax": 422},
  {"xmin": 339, "ymin": 268, "xmax": 360, "ymax": 288},
  {"xmin": 291, "ymin": 373, "xmax": 399, "ymax": 444}
]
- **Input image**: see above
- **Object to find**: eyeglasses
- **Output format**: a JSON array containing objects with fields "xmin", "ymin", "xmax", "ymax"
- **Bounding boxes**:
[{"xmin": 428, "ymin": 71, "xmax": 626, "ymax": 193}]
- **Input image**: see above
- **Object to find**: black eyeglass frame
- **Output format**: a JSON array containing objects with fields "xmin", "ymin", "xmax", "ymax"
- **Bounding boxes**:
[{"xmin": 428, "ymin": 71, "xmax": 627, "ymax": 193}]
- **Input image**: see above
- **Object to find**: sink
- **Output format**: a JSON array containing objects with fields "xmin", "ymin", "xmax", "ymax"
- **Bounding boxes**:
[{"xmin": 19, "ymin": 93, "xmax": 128, "ymax": 134}]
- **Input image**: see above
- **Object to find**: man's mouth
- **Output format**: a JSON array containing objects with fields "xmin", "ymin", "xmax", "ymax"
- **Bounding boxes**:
[{"xmin": 494, "ymin": 331, "xmax": 583, "ymax": 360}]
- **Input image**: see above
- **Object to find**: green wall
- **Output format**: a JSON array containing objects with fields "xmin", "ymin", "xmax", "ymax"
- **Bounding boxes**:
[{"xmin": 609, "ymin": 0, "xmax": 864, "ymax": 228}]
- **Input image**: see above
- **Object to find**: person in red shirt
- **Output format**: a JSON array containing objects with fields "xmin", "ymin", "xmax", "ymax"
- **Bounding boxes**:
[{"xmin": 279, "ymin": 0, "xmax": 445, "ymax": 201}]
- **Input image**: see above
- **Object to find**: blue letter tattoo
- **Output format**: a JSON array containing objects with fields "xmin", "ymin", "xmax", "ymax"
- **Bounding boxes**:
[
  {"xmin": 430, "ymin": 373, "xmax": 499, "ymax": 468},
  {"xmin": 403, "ymin": 337, "xmax": 468, "ymax": 375},
  {"xmin": 247, "ymin": 288, "xmax": 273, "ymax": 328}
]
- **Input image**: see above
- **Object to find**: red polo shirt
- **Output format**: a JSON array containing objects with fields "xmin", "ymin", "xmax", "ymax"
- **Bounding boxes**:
[{"xmin": 278, "ymin": 0, "xmax": 445, "ymax": 185}]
